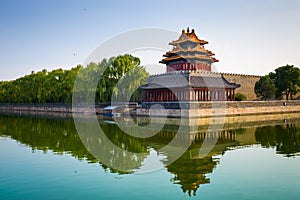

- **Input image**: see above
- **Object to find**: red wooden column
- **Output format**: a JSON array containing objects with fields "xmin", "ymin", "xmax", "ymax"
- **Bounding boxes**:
[
  {"xmin": 172, "ymin": 91, "xmax": 175, "ymax": 101},
  {"xmin": 164, "ymin": 90, "xmax": 168, "ymax": 101},
  {"xmin": 151, "ymin": 91, "xmax": 154, "ymax": 102},
  {"xmin": 153, "ymin": 91, "xmax": 155, "ymax": 102},
  {"xmin": 159, "ymin": 91, "xmax": 161, "ymax": 102},
  {"xmin": 220, "ymin": 90, "xmax": 223, "ymax": 101},
  {"xmin": 201, "ymin": 90, "xmax": 203, "ymax": 101},
  {"xmin": 159, "ymin": 91, "xmax": 162, "ymax": 102},
  {"xmin": 152, "ymin": 91, "xmax": 155, "ymax": 102},
  {"xmin": 165, "ymin": 90, "xmax": 168, "ymax": 102},
  {"xmin": 226, "ymin": 89, "xmax": 228, "ymax": 101},
  {"xmin": 200, "ymin": 90, "xmax": 202, "ymax": 101}
]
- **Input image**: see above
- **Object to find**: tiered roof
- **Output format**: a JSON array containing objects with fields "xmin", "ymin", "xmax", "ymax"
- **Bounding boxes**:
[
  {"xmin": 141, "ymin": 28, "xmax": 240, "ymax": 92},
  {"xmin": 160, "ymin": 28, "xmax": 218, "ymax": 64},
  {"xmin": 141, "ymin": 71, "xmax": 240, "ymax": 89}
]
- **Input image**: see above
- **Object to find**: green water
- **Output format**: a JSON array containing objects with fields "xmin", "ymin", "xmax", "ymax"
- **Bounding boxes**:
[{"xmin": 0, "ymin": 112, "xmax": 300, "ymax": 199}]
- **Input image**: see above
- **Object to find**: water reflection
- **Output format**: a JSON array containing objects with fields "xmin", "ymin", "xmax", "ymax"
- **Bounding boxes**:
[
  {"xmin": 255, "ymin": 124, "xmax": 300, "ymax": 157},
  {"xmin": 0, "ymin": 113, "xmax": 96, "ymax": 162},
  {"xmin": 0, "ymin": 111, "xmax": 300, "ymax": 196}
]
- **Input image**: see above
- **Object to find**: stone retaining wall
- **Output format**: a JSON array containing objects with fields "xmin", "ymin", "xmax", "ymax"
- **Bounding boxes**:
[
  {"xmin": 137, "ymin": 101, "xmax": 300, "ymax": 118},
  {"xmin": 1, "ymin": 101, "xmax": 300, "ymax": 118},
  {"xmin": 0, "ymin": 104, "xmax": 103, "ymax": 114}
]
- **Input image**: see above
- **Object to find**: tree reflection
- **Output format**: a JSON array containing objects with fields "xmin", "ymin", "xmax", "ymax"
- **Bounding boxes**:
[
  {"xmin": 1, "ymin": 112, "xmax": 299, "ymax": 196},
  {"xmin": 0, "ymin": 113, "xmax": 97, "ymax": 161},
  {"xmin": 0, "ymin": 113, "xmax": 150, "ymax": 174},
  {"xmin": 255, "ymin": 124, "xmax": 300, "ymax": 157}
]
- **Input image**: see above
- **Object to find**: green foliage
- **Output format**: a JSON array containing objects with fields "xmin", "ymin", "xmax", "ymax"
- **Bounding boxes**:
[
  {"xmin": 273, "ymin": 65, "xmax": 300, "ymax": 100},
  {"xmin": 105, "ymin": 54, "xmax": 148, "ymax": 102},
  {"xmin": 75, "ymin": 54, "xmax": 148, "ymax": 103},
  {"xmin": 0, "ymin": 114, "xmax": 149, "ymax": 173},
  {"xmin": 0, "ymin": 66, "xmax": 81, "ymax": 104},
  {"xmin": 0, "ymin": 54, "xmax": 149, "ymax": 104},
  {"xmin": 255, "ymin": 124, "xmax": 300, "ymax": 157},
  {"xmin": 234, "ymin": 93, "xmax": 247, "ymax": 101},
  {"xmin": 255, "ymin": 75, "xmax": 276, "ymax": 100},
  {"xmin": 113, "ymin": 65, "xmax": 149, "ymax": 102},
  {"xmin": 255, "ymin": 65, "xmax": 300, "ymax": 100}
]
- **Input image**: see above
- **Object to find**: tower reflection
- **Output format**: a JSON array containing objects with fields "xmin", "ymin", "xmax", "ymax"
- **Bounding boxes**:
[{"xmin": 0, "ymin": 111, "xmax": 299, "ymax": 196}]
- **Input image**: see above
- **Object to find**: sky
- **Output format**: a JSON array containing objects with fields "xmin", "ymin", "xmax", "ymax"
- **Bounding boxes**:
[{"xmin": 1, "ymin": 0, "xmax": 300, "ymax": 81}]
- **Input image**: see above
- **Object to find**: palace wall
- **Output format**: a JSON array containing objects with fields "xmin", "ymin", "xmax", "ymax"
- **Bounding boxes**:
[{"xmin": 221, "ymin": 73, "xmax": 261, "ymax": 100}]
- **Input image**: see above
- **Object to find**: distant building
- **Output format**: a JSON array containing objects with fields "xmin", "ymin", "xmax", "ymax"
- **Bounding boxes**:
[{"xmin": 141, "ymin": 28, "xmax": 240, "ymax": 102}]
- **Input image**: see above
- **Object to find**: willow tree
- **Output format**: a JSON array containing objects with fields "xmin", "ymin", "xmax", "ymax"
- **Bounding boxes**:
[
  {"xmin": 0, "ymin": 54, "xmax": 148, "ymax": 104},
  {"xmin": 94, "ymin": 54, "xmax": 148, "ymax": 103}
]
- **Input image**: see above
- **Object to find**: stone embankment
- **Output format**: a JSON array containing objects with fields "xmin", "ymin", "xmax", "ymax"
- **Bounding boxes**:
[
  {"xmin": 137, "ymin": 101, "xmax": 300, "ymax": 118},
  {"xmin": 1, "ymin": 101, "xmax": 300, "ymax": 118}
]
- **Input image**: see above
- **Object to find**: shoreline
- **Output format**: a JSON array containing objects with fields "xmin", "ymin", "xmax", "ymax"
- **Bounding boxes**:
[
  {"xmin": 137, "ymin": 100, "xmax": 300, "ymax": 118},
  {"xmin": 0, "ymin": 100, "xmax": 300, "ymax": 118},
  {"xmin": 1, "ymin": 108, "xmax": 300, "ymax": 134}
]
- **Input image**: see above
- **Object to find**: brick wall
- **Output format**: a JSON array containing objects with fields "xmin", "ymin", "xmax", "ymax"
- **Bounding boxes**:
[{"xmin": 222, "ymin": 73, "xmax": 261, "ymax": 100}]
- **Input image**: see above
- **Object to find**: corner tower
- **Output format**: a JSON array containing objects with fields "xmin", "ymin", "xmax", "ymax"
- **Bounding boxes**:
[
  {"xmin": 160, "ymin": 28, "xmax": 218, "ymax": 72},
  {"xmin": 141, "ymin": 28, "xmax": 240, "ymax": 103}
]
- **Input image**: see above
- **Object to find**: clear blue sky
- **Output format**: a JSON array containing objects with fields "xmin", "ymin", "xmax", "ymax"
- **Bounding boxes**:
[{"xmin": 1, "ymin": 0, "xmax": 300, "ymax": 80}]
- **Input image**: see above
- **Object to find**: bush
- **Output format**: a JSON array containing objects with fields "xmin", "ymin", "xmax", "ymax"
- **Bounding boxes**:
[{"xmin": 235, "ymin": 93, "xmax": 247, "ymax": 101}]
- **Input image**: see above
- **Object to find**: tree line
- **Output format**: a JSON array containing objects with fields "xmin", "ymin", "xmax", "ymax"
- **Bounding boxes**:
[
  {"xmin": 0, "ymin": 54, "xmax": 149, "ymax": 104},
  {"xmin": 255, "ymin": 65, "xmax": 300, "ymax": 100}
]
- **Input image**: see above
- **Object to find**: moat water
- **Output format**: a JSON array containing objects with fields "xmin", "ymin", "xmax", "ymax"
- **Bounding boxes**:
[{"xmin": 0, "ymin": 112, "xmax": 299, "ymax": 199}]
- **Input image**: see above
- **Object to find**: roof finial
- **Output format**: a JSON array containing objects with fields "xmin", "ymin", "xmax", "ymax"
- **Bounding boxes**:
[
  {"xmin": 191, "ymin": 29, "xmax": 195, "ymax": 33},
  {"xmin": 187, "ymin": 27, "xmax": 190, "ymax": 33},
  {"xmin": 182, "ymin": 29, "xmax": 185, "ymax": 34}
]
